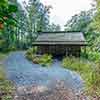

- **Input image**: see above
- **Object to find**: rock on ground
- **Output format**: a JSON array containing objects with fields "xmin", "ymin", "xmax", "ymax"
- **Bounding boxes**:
[{"xmin": 13, "ymin": 82, "xmax": 88, "ymax": 100}]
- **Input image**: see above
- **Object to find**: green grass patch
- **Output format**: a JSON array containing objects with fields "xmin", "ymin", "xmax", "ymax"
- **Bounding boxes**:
[
  {"xmin": 0, "ymin": 65, "xmax": 6, "ymax": 80},
  {"xmin": 62, "ymin": 57, "xmax": 100, "ymax": 96},
  {"xmin": 0, "ymin": 53, "xmax": 7, "ymax": 61},
  {"xmin": 0, "ymin": 54, "xmax": 14, "ymax": 99}
]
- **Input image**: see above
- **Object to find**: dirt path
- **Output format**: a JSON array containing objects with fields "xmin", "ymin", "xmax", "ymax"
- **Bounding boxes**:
[{"xmin": 3, "ymin": 51, "xmax": 86, "ymax": 100}]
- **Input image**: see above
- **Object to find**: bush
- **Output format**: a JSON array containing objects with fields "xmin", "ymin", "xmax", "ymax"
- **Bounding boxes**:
[
  {"xmin": 88, "ymin": 51, "xmax": 100, "ymax": 62},
  {"xmin": 0, "ymin": 39, "xmax": 7, "ymax": 52},
  {"xmin": 39, "ymin": 54, "xmax": 53, "ymax": 66},
  {"xmin": 0, "ymin": 67, "xmax": 6, "ymax": 80},
  {"xmin": 62, "ymin": 57, "xmax": 100, "ymax": 97},
  {"xmin": 0, "ymin": 54, "xmax": 14, "ymax": 99},
  {"xmin": 26, "ymin": 47, "xmax": 53, "ymax": 67},
  {"xmin": 26, "ymin": 47, "xmax": 37, "ymax": 60},
  {"xmin": 62, "ymin": 57, "xmax": 92, "ymax": 72},
  {"xmin": 32, "ymin": 54, "xmax": 53, "ymax": 67},
  {"xmin": 7, "ymin": 46, "xmax": 17, "ymax": 52},
  {"xmin": 0, "ymin": 65, "xmax": 14, "ymax": 99},
  {"xmin": 87, "ymin": 62, "xmax": 100, "ymax": 96},
  {"xmin": 0, "ymin": 53, "xmax": 7, "ymax": 61}
]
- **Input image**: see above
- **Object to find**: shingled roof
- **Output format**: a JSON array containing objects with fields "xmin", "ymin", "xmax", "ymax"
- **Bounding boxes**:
[{"xmin": 33, "ymin": 32, "xmax": 87, "ymax": 45}]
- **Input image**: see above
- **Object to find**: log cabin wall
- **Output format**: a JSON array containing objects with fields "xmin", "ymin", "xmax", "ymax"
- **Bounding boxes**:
[{"xmin": 37, "ymin": 45, "xmax": 81, "ymax": 57}]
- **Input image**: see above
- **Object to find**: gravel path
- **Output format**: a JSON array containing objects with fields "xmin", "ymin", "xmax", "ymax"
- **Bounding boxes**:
[{"xmin": 4, "ymin": 51, "xmax": 84, "ymax": 92}]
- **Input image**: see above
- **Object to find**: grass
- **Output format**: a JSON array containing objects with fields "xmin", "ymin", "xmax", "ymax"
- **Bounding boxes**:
[
  {"xmin": 0, "ymin": 53, "xmax": 7, "ymax": 61},
  {"xmin": 39, "ymin": 54, "xmax": 53, "ymax": 67},
  {"xmin": 62, "ymin": 57, "xmax": 100, "ymax": 97},
  {"xmin": 26, "ymin": 47, "xmax": 53, "ymax": 67},
  {"xmin": 0, "ymin": 53, "xmax": 14, "ymax": 100}
]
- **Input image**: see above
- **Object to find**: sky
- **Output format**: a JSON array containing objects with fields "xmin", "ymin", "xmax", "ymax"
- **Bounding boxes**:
[{"xmin": 18, "ymin": 0, "xmax": 93, "ymax": 29}]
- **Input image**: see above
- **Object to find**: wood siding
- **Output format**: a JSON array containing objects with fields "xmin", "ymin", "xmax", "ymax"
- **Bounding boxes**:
[{"xmin": 37, "ymin": 45, "xmax": 81, "ymax": 57}]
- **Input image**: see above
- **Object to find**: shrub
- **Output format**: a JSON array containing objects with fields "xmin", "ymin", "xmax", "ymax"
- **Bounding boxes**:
[
  {"xmin": 87, "ymin": 62, "xmax": 100, "ymax": 96},
  {"xmin": 88, "ymin": 51, "xmax": 100, "ymax": 62},
  {"xmin": 32, "ymin": 54, "xmax": 53, "ymax": 66},
  {"xmin": 26, "ymin": 47, "xmax": 37, "ymax": 60},
  {"xmin": 0, "ymin": 65, "xmax": 14, "ymax": 99},
  {"xmin": 26, "ymin": 47, "xmax": 53, "ymax": 67},
  {"xmin": 62, "ymin": 57, "xmax": 100, "ymax": 97},
  {"xmin": 0, "ymin": 66, "xmax": 6, "ymax": 80},
  {"xmin": 2, "ymin": 95, "xmax": 12, "ymax": 100},
  {"xmin": 62, "ymin": 57, "xmax": 92, "ymax": 72},
  {"xmin": 26, "ymin": 47, "xmax": 37, "ymax": 55},
  {"xmin": 7, "ymin": 46, "xmax": 17, "ymax": 51},
  {"xmin": 0, "ymin": 53, "xmax": 6, "ymax": 61},
  {"xmin": 0, "ymin": 39, "xmax": 7, "ymax": 52},
  {"xmin": 39, "ymin": 54, "xmax": 53, "ymax": 66},
  {"xmin": 0, "ymin": 54, "xmax": 14, "ymax": 99}
]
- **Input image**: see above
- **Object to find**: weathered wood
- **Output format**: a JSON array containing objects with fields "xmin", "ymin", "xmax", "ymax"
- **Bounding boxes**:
[{"xmin": 37, "ymin": 45, "xmax": 81, "ymax": 57}]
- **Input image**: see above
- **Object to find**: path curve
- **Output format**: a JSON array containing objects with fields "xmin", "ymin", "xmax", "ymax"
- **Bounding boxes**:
[{"xmin": 4, "ymin": 51, "xmax": 84, "ymax": 92}]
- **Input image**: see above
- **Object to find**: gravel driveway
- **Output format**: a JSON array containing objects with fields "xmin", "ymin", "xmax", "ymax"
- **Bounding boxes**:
[{"xmin": 4, "ymin": 51, "xmax": 84, "ymax": 92}]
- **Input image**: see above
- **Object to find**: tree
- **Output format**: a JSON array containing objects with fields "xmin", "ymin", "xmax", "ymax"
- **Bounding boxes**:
[
  {"xmin": 64, "ymin": 9, "xmax": 95, "ymax": 45},
  {"xmin": 23, "ymin": 0, "xmax": 51, "ymax": 46},
  {"xmin": 48, "ymin": 23, "xmax": 61, "ymax": 32},
  {"xmin": 90, "ymin": 0, "xmax": 100, "ymax": 51},
  {"xmin": 0, "ymin": 0, "xmax": 18, "ymax": 51},
  {"xmin": 92, "ymin": 0, "xmax": 100, "ymax": 31}
]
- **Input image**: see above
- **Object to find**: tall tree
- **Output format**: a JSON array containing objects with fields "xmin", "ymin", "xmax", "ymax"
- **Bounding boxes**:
[
  {"xmin": 48, "ymin": 23, "xmax": 61, "ymax": 32},
  {"xmin": 0, "ymin": 0, "xmax": 18, "ymax": 51},
  {"xmin": 90, "ymin": 0, "xmax": 100, "ymax": 51},
  {"xmin": 64, "ymin": 10, "xmax": 95, "ymax": 45},
  {"xmin": 92, "ymin": 0, "xmax": 100, "ymax": 31}
]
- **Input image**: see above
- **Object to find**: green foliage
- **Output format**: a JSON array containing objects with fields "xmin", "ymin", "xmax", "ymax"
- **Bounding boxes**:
[
  {"xmin": 0, "ymin": 0, "xmax": 18, "ymax": 29},
  {"xmin": 64, "ymin": 9, "xmax": 96, "ymax": 46},
  {"xmin": 0, "ymin": 0, "xmax": 8, "ymax": 8},
  {"xmin": 92, "ymin": 0, "xmax": 100, "ymax": 31},
  {"xmin": 0, "ymin": 80, "xmax": 14, "ymax": 93},
  {"xmin": 0, "ymin": 38, "xmax": 17, "ymax": 52},
  {"xmin": 64, "ymin": 10, "xmax": 94, "ymax": 32},
  {"xmin": 26, "ymin": 48, "xmax": 53, "ymax": 66},
  {"xmin": 0, "ymin": 0, "xmax": 52, "ymax": 50},
  {"xmin": 84, "ymin": 62, "xmax": 100, "ymax": 96},
  {"xmin": 0, "ymin": 0, "xmax": 18, "ymax": 51},
  {"xmin": 0, "ymin": 53, "xmax": 6, "ymax": 61},
  {"xmin": 39, "ymin": 54, "xmax": 53, "ymax": 67},
  {"xmin": 0, "ymin": 54, "xmax": 14, "ymax": 99},
  {"xmin": 0, "ymin": 67, "xmax": 13, "ymax": 98},
  {"xmin": 28, "ymin": 0, "xmax": 51, "ymax": 33},
  {"xmin": 26, "ymin": 47, "xmax": 37, "ymax": 60},
  {"xmin": 62, "ymin": 57, "xmax": 92, "ymax": 73},
  {"xmin": 62, "ymin": 57, "xmax": 100, "ymax": 96},
  {"xmin": 0, "ymin": 39, "xmax": 7, "ymax": 51},
  {"xmin": 48, "ymin": 23, "xmax": 61, "ymax": 32},
  {"xmin": 8, "ymin": 3, "xmax": 18, "ymax": 13},
  {"xmin": 2, "ymin": 95, "xmax": 12, "ymax": 100},
  {"xmin": 0, "ymin": 66, "xmax": 6, "ymax": 80},
  {"xmin": 88, "ymin": 51, "xmax": 100, "ymax": 62}
]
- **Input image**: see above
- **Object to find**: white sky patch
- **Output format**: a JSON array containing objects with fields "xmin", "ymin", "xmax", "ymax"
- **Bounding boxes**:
[
  {"xmin": 41, "ymin": 0, "xmax": 93, "ymax": 28},
  {"xmin": 18, "ymin": 0, "xmax": 94, "ymax": 29}
]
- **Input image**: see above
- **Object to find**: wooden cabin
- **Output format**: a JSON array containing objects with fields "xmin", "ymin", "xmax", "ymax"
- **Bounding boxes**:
[{"xmin": 33, "ymin": 32, "xmax": 87, "ymax": 57}]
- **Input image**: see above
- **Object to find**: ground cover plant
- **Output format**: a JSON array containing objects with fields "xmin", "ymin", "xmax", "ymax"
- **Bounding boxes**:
[
  {"xmin": 0, "ymin": 53, "xmax": 15, "ymax": 100},
  {"xmin": 26, "ymin": 47, "xmax": 53, "ymax": 67},
  {"xmin": 62, "ymin": 57, "xmax": 100, "ymax": 98}
]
